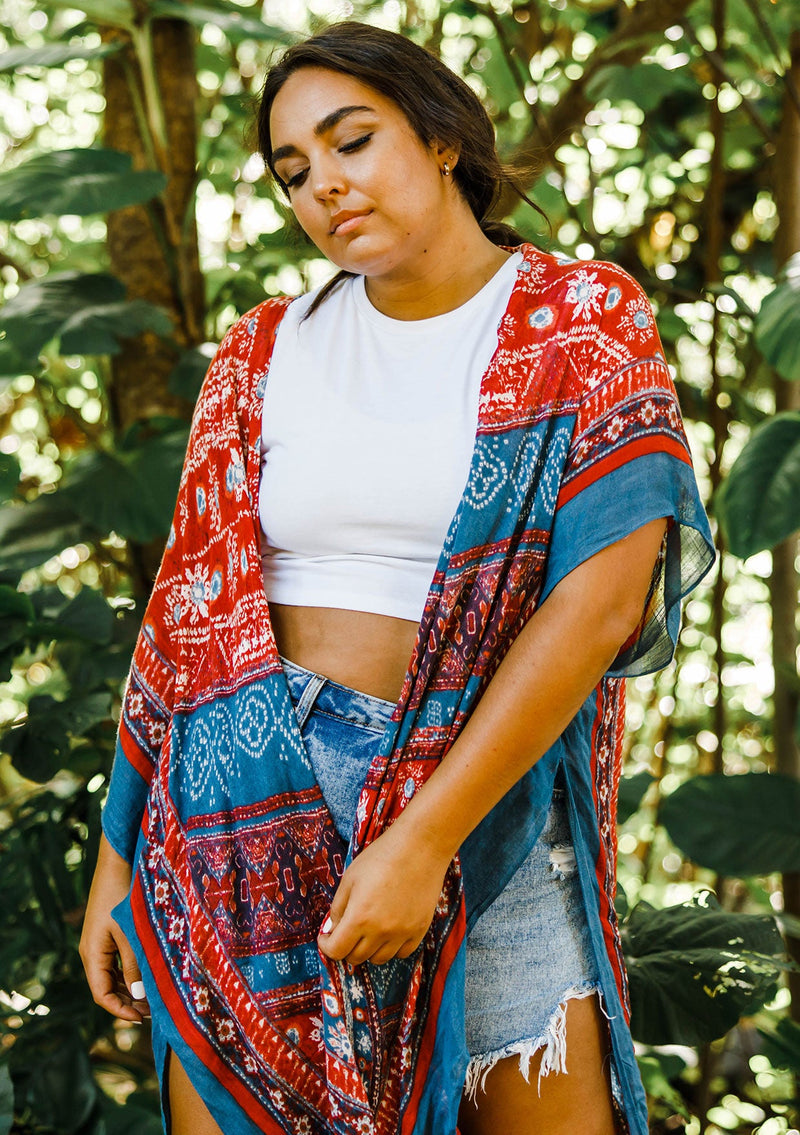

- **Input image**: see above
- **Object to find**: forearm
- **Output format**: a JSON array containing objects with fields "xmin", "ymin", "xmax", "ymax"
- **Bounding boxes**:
[
  {"xmin": 389, "ymin": 518, "xmax": 667, "ymax": 863},
  {"xmin": 94, "ymin": 832, "xmax": 134, "ymax": 882}
]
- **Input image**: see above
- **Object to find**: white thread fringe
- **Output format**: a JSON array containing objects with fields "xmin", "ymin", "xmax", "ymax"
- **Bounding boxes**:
[{"xmin": 463, "ymin": 984, "xmax": 602, "ymax": 1102}]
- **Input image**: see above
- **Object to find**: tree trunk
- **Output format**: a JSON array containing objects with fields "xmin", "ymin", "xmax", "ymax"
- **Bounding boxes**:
[
  {"xmin": 103, "ymin": 13, "xmax": 204, "ymax": 432},
  {"xmin": 103, "ymin": 10, "xmax": 204, "ymax": 588},
  {"xmin": 770, "ymin": 30, "xmax": 800, "ymax": 1025}
]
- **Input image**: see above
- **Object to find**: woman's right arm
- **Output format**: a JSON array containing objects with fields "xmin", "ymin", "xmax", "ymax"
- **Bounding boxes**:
[
  {"xmin": 80, "ymin": 298, "xmax": 291, "ymax": 1017},
  {"xmin": 79, "ymin": 834, "xmax": 149, "ymax": 1022}
]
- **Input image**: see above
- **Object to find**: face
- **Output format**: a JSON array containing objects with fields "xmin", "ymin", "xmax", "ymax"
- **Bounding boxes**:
[{"xmin": 269, "ymin": 67, "xmax": 453, "ymax": 279}]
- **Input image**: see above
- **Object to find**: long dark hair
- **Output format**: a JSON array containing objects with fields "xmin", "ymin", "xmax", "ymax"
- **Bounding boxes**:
[{"xmin": 257, "ymin": 22, "xmax": 544, "ymax": 313}]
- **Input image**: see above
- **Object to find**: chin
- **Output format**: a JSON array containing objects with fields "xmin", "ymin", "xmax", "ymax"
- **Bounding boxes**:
[
  {"xmin": 327, "ymin": 243, "xmax": 390, "ymax": 277},
  {"xmin": 333, "ymin": 242, "xmax": 414, "ymax": 280}
]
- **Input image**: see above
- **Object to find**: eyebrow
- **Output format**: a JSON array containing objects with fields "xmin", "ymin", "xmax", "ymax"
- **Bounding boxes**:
[{"xmin": 270, "ymin": 105, "xmax": 376, "ymax": 166}]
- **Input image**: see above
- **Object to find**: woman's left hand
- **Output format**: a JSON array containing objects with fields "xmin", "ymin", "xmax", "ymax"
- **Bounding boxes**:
[{"xmin": 317, "ymin": 820, "xmax": 451, "ymax": 966}]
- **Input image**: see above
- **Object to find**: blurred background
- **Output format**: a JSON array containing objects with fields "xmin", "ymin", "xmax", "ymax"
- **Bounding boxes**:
[{"xmin": 0, "ymin": 0, "xmax": 799, "ymax": 1131}]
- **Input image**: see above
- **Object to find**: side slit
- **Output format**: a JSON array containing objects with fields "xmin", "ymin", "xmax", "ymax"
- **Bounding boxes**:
[{"xmin": 162, "ymin": 1045, "xmax": 174, "ymax": 1135}]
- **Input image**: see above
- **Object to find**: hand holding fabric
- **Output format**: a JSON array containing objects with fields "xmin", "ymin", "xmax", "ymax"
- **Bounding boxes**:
[
  {"xmin": 80, "ymin": 834, "xmax": 150, "ymax": 1022},
  {"xmin": 317, "ymin": 817, "xmax": 451, "ymax": 966}
]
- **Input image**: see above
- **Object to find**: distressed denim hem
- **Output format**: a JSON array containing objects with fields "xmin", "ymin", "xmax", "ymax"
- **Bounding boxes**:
[{"xmin": 462, "ymin": 981, "xmax": 601, "ymax": 1101}]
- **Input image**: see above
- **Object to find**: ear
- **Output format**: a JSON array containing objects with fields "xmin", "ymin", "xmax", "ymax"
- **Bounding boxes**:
[{"xmin": 433, "ymin": 139, "xmax": 461, "ymax": 172}]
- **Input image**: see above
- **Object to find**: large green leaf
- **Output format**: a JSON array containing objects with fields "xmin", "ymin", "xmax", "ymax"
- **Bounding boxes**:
[
  {"xmin": 1, "ymin": 691, "xmax": 113, "ymax": 781},
  {"xmin": 617, "ymin": 770, "xmax": 654, "ymax": 825},
  {"xmin": 760, "ymin": 1017, "xmax": 800, "ymax": 1074},
  {"xmin": 61, "ymin": 426, "xmax": 188, "ymax": 542},
  {"xmin": 636, "ymin": 1053, "xmax": 689, "ymax": 1120},
  {"xmin": 586, "ymin": 61, "xmax": 696, "ymax": 113},
  {"xmin": 0, "ymin": 586, "xmax": 35, "ymax": 652},
  {"xmin": 0, "ymin": 493, "xmax": 90, "ymax": 581},
  {"xmin": 44, "ymin": 0, "xmax": 134, "ymax": 29},
  {"xmin": 660, "ymin": 772, "xmax": 800, "ymax": 876},
  {"xmin": 623, "ymin": 893, "xmax": 784, "ymax": 1046},
  {"xmin": 715, "ymin": 411, "xmax": 800, "ymax": 558},
  {"xmin": 168, "ymin": 346, "xmax": 213, "ymax": 401},
  {"xmin": 102, "ymin": 1095, "xmax": 163, "ymax": 1135},
  {"xmin": 149, "ymin": 0, "xmax": 294, "ymax": 42},
  {"xmin": 53, "ymin": 588, "xmax": 116, "ymax": 646},
  {"xmin": 0, "ymin": 425, "xmax": 187, "ymax": 577},
  {"xmin": 59, "ymin": 298, "xmax": 172, "ymax": 356},
  {"xmin": 17, "ymin": 1031, "xmax": 98, "ymax": 1135},
  {"xmin": 0, "ymin": 272, "xmax": 171, "ymax": 375},
  {"xmin": 0, "ymin": 148, "xmax": 167, "ymax": 221},
  {"xmin": 754, "ymin": 254, "xmax": 800, "ymax": 381},
  {"xmin": 0, "ymin": 41, "xmax": 122, "ymax": 73}
]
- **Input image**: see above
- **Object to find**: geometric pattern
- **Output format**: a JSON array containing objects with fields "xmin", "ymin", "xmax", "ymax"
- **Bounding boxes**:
[{"xmin": 103, "ymin": 243, "xmax": 714, "ymax": 1135}]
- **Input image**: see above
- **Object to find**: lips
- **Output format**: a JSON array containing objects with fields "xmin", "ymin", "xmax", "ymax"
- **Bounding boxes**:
[{"xmin": 329, "ymin": 210, "xmax": 371, "ymax": 236}]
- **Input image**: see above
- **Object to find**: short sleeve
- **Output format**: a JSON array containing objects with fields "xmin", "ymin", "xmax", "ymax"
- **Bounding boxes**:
[{"xmin": 539, "ymin": 265, "xmax": 715, "ymax": 677}]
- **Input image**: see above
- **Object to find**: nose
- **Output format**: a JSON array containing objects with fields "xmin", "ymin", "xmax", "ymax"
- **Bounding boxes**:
[{"xmin": 310, "ymin": 153, "xmax": 346, "ymax": 202}]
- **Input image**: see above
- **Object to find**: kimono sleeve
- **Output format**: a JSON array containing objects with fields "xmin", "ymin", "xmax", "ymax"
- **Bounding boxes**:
[
  {"xmin": 102, "ymin": 322, "xmax": 240, "ymax": 864},
  {"xmin": 539, "ymin": 266, "xmax": 715, "ymax": 677}
]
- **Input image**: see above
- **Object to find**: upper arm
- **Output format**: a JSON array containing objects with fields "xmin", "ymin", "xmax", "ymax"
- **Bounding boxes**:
[
  {"xmin": 539, "ymin": 265, "xmax": 714, "ymax": 677},
  {"xmin": 540, "ymin": 516, "xmax": 668, "ymax": 657}
]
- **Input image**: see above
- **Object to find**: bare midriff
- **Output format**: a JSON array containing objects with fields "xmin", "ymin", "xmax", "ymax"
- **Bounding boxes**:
[{"xmin": 269, "ymin": 602, "xmax": 420, "ymax": 704}]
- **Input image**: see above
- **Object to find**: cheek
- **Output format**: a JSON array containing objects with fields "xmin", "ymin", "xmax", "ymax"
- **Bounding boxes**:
[{"xmin": 290, "ymin": 195, "xmax": 325, "ymax": 237}]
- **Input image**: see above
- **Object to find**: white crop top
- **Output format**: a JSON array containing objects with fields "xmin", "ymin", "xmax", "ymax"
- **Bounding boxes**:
[{"xmin": 259, "ymin": 251, "xmax": 522, "ymax": 622}]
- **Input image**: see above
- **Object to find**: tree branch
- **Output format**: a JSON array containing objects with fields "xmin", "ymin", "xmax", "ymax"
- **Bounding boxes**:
[
  {"xmin": 678, "ymin": 18, "xmax": 777, "ymax": 145},
  {"xmin": 498, "ymin": 0, "xmax": 701, "ymax": 212},
  {"xmin": 740, "ymin": 0, "xmax": 800, "ymax": 120}
]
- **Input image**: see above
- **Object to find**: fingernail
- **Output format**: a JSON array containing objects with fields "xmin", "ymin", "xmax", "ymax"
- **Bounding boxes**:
[
  {"xmin": 321, "ymin": 917, "xmax": 333, "ymax": 935},
  {"xmin": 130, "ymin": 980, "xmax": 146, "ymax": 1000}
]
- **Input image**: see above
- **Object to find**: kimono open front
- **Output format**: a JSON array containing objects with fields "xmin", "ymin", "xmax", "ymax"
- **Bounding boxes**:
[{"xmin": 103, "ymin": 244, "xmax": 714, "ymax": 1135}]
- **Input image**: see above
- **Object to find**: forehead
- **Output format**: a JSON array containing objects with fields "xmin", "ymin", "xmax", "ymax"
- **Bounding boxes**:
[{"xmin": 269, "ymin": 66, "xmax": 403, "ymax": 140}]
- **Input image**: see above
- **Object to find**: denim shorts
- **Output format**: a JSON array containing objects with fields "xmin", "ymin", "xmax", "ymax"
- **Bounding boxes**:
[{"xmin": 281, "ymin": 657, "xmax": 600, "ymax": 1089}]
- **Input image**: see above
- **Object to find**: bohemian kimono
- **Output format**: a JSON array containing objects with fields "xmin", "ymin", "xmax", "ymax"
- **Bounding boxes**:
[{"xmin": 103, "ymin": 243, "xmax": 714, "ymax": 1135}]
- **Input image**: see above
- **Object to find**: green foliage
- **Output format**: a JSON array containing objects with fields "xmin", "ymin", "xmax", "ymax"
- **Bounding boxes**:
[
  {"xmin": 168, "ymin": 347, "xmax": 214, "ymax": 401},
  {"xmin": 149, "ymin": 1, "xmax": 295, "ymax": 43},
  {"xmin": 716, "ymin": 412, "xmax": 800, "ymax": 558},
  {"xmin": 44, "ymin": 0, "xmax": 135, "ymax": 29},
  {"xmin": 755, "ymin": 254, "xmax": 800, "ymax": 381},
  {"xmin": 636, "ymin": 1053, "xmax": 690, "ymax": 1121},
  {"xmin": 617, "ymin": 770, "xmax": 654, "ymax": 825},
  {"xmin": 0, "ymin": 456, "xmax": 20, "ymax": 504},
  {"xmin": 660, "ymin": 772, "xmax": 800, "ymax": 877},
  {"xmin": 100, "ymin": 1094, "xmax": 163, "ymax": 1135},
  {"xmin": 0, "ymin": 494, "xmax": 94, "ymax": 584},
  {"xmin": 1, "ymin": 0, "xmax": 799, "ymax": 1130},
  {"xmin": 60, "ymin": 425, "xmax": 189, "ymax": 543},
  {"xmin": 0, "ymin": 42, "xmax": 123, "ymax": 72},
  {"xmin": 586, "ymin": 62, "xmax": 697, "ymax": 113},
  {"xmin": 760, "ymin": 1017, "xmax": 800, "ymax": 1075},
  {"xmin": 0, "ymin": 148, "xmax": 167, "ymax": 221},
  {"xmin": 624, "ymin": 893, "xmax": 784, "ymax": 1047},
  {"xmin": 0, "ymin": 1065, "xmax": 12, "ymax": 1135},
  {"xmin": 0, "ymin": 273, "xmax": 171, "ymax": 376}
]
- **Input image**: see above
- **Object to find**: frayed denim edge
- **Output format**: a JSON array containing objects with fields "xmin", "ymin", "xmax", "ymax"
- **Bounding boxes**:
[{"xmin": 463, "ymin": 981, "xmax": 605, "ymax": 1101}]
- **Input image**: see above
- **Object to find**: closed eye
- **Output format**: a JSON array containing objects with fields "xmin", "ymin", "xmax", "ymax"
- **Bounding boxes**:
[
  {"xmin": 282, "ymin": 134, "xmax": 373, "ymax": 192},
  {"xmin": 338, "ymin": 133, "xmax": 373, "ymax": 154},
  {"xmin": 285, "ymin": 168, "xmax": 308, "ymax": 191}
]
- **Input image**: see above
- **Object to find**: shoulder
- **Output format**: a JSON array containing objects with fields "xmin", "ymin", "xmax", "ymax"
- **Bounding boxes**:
[
  {"xmin": 186, "ymin": 296, "xmax": 294, "ymax": 437},
  {"xmin": 216, "ymin": 294, "xmax": 296, "ymax": 361},
  {"xmin": 519, "ymin": 244, "xmax": 651, "ymax": 315}
]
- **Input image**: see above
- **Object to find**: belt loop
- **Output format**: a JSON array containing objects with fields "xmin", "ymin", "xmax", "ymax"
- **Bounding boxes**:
[{"xmin": 293, "ymin": 671, "xmax": 326, "ymax": 729}]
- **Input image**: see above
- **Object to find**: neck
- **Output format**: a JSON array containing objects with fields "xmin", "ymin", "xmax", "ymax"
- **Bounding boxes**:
[{"xmin": 363, "ymin": 218, "xmax": 513, "ymax": 322}]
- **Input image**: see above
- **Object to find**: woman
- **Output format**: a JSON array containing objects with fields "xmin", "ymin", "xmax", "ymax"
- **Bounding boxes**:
[{"xmin": 81, "ymin": 22, "xmax": 714, "ymax": 1135}]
